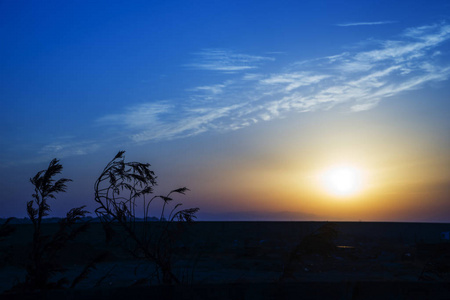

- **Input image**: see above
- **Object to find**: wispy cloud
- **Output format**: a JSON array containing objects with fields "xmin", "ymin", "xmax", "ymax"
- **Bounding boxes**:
[
  {"xmin": 337, "ymin": 21, "xmax": 397, "ymax": 27},
  {"xmin": 99, "ymin": 22, "xmax": 450, "ymax": 143},
  {"xmin": 261, "ymin": 73, "xmax": 330, "ymax": 92},
  {"xmin": 188, "ymin": 84, "xmax": 226, "ymax": 94},
  {"xmin": 39, "ymin": 140, "xmax": 101, "ymax": 158},
  {"xmin": 187, "ymin": 80, "xmax": 235, "ymax": 96},
  {"xmin": 185, "ymin": 49, "xmax": 274, "ymax": 72},
  {"xmin": 98, "ymin": 102, "xmax": 173, "ymax": 128},
  {"xmin": 98, "ymin": 101, "xmax": 244, "ymax": 142}
]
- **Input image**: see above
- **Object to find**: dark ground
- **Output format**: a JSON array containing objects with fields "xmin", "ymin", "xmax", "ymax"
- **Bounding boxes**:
[{"xmin": 1, "ymin": 221, "xmax": 450, "ymax": 299}]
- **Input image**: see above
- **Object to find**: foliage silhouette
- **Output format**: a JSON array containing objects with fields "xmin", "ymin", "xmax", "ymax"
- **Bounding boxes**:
[
  {"xmin": 70, "ymin": 251, "xmax": 110, "ymax": 288},
  {"xmin": 295, "ymin": 222, "xmax": 338, "ymax": 256},
  {"xmin": 13, "ymin": 159, "xmax": 91, "ymax": 291},
  {"xmin": 0, "ymin": 218, "xmax": 16, "ymax": 267},
  {"xmin": 0, "ymin": 218, "xmax": 15, "ymax": 241},
  {"xmin": 94, "ymin": 150, "xmax": 199, "ymax": 284},
  {"xmin": 281, "ymin": 222, "xmax": 338, "ymax": 280},
  {"xmin": 418, "ymin": 244, "xmax": 450, "ymax": 281}
]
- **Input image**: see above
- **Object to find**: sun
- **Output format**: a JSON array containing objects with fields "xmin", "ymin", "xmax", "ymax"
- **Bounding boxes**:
[{"xmin": 320, "ymin": 165, "xmax": 364, "ymax": 197}]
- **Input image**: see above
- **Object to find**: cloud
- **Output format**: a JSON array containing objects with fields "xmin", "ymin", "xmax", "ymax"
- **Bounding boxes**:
[
  {"xmin": 99, "ymin": 101, "xmax": 244, "ymax": 142},
  {"xmin": 98, "ymin": 102, "xmax": 173, "ymax": 128},
  {"xmin": 188, "ymin": 84, "xmax": 226, "ymax": 95},
  {"xmin": 336, "ymin": 21, "xmax": 397, "ymax": 27},
  {"xmin": 260, "ymin": 73, "xmax": 330, "ymax": 92},
  {"xmin": 187, "ymin": 81, "xmax": 235, "ymax": 96},
  {"xmin": 99, "ymin": 22, "xmax": 450, "ymax": 143},
  {"xmin": 39, "ymin": 140, "xmax": 101, "ymax": 158},
  {"xmin": 186, "ymin": 49, "xmax": 274, "ymax": 72}
]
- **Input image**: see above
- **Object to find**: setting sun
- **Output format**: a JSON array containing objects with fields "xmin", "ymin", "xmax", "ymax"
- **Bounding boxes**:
[{"xmin": 321, "ymin": 165, "xmax": 364, "ymax": 197}]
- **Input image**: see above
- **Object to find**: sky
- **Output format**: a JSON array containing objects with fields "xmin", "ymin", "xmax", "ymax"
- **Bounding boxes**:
[{"xmin": 1, "ymin": 0, "xmax": 450, "ymax": 221}]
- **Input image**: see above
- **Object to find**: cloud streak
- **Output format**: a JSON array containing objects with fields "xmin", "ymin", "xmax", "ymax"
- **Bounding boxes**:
[
  {"xmin": 336, "ymin": 21, "xmax": 397, "ymax": 27},
  {"xmin": 33, "ymin": 139, "xmax": 101, "ymax": 163},
  {"xmin": 185, "ymin": 49, "xmax": 274, "ymax": 72},
  {"xmin": 99, "ymin": 22, "xmax": 450, "ymax": 143}
]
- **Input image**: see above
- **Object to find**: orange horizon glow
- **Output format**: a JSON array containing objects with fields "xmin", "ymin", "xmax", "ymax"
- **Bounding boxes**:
[{"xmin": 184, "ymin": 115, "xmax": 450, "ymax": 222}]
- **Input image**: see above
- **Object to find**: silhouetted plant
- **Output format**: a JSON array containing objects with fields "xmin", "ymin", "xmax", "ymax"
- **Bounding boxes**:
[
  {"xmin": 70, "ymin": 251, "xmax": 110, "ymax": 288},
  {"xmin": 0, "ymin": 217, "xmax": 15, "ymax": 241},
  {"xmin": 16, "ymin": 159, "xmax": 90, "ymax": 291},
  {"xmin": 418, "ymin": 245, "xmax": 450, "ymax": 281},
  {"xmin": 297, "ymin": 222, "xmax": 338, "ymax": 256},
  {"xmin": 94, "ymin": 151, "xmax": 199, "ymax": 284},
  {"xmin": 0, "ymin": 217, "xmax": 16, "ymax": 267},
  {"xmin": 281, "ymin": 222, "xmax": 338, "ymax": 280}
]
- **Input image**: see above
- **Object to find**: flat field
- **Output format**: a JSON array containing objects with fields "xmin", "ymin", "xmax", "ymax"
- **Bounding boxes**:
[{"xmin": 1, "ymin": 221, "xmax": 450, "ymax": 299}]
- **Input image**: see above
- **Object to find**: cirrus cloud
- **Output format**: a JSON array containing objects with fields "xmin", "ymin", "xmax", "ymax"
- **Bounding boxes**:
[{"xmin": 99, "ymin": 22, "xmax": 450, "ymax": 143}]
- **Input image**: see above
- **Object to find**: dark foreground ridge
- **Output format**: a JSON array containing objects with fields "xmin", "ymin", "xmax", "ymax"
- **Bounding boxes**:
[
  {"xmin": 3, "ymin": 282, "xmax": 450, "ymax": 300},
  {"xmin": 2, "ymin": 221, "xmax": 450, "ymax": 299}
]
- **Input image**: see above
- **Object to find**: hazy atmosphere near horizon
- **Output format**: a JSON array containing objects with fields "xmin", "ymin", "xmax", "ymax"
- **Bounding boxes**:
[{"xmin": 1, "ymin": 0, "xmax": 450, "ymax": 222}]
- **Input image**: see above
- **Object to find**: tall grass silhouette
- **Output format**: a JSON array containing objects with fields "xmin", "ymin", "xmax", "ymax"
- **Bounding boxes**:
[
  {"xmin": 12, "ymin": 159, "xmax": 91, "ymax": 291},
  {"xmin": 94, "ymin": 151, "xmax": 199, "ymax": 284}
]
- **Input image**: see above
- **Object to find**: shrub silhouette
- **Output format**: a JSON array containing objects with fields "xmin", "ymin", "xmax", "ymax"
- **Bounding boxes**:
[
  {"xmin": 94, "ymin": 151, "xmax": 199, "ymax": 284},
  {"xmin": 0, "ymin": 218, "xmax": 16, "ymax": 267},
  {"xmin": 0, "ymin": 218, "xmax": 15, "ymax": 241},
  {"xmin": 281, "ymin": 222, "xmax": 338, "ymax": 280},
  {"xmin": 296, "ymin": 222, "xmax": 338, "ymax": 256},
  {"xmin": 14, "ymin": 159, "xmax": 90, "ymax": 291}
]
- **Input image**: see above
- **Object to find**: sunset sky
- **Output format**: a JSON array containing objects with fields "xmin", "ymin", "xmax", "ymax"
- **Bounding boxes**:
[{"xmin": 1, "ymin": 0, "xmax": 450, "ymax": 221}]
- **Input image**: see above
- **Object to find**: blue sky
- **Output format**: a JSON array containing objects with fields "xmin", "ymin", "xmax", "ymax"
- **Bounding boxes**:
[{"xmin": 1, "ymin": 0, "xmax": 450, "ymax": 221}]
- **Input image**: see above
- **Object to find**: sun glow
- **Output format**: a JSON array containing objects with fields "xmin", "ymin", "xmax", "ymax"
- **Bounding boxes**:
[{"xmin": 320, "ymin": 165, "xmax": 364, "ymax": 197}]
